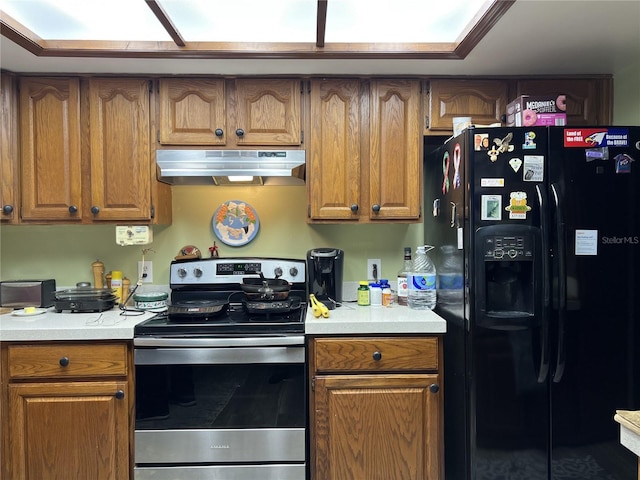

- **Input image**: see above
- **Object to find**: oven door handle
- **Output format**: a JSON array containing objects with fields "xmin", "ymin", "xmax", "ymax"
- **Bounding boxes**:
[
  {"xmin": 134, "ymin": 335, "xmax": 305, "ymax": 348},
  {"xmin": 134, "ymin": 336, "xmax": 305, "ymax": 365}
]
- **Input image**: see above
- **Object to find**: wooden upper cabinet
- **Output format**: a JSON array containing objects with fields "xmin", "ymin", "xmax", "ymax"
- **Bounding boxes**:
[
  {"xmin": 19, "ymin": 77, "xmax": 83, "ymax": 222},
  {"xmin": 234, "ymin": 79, "xmax": 301, "ymax": 146},
  {"xmin": 158, "ymin": 78, "xmax": 302, "ymax": 147},
  {"xmin": 427, "ymin": 79, "xmax": 509, "ymax": 133},
  {"xmin": 369, "ymin": 79, "xmax": 422, "ymax": 220},
  {"xmin": 159, "ymin": 78, "xmax": 226, "ymax": 145},
  {"xmin": 308, "ymin": 78, "xmax": 422, "ymax": 223},
  {"xmin": 1, "ymin": 73, "xmax": 19, "ymax": 224},
  {"xmin": 88, "ymin": 78, "xmax": 151, "ymax": 221},
  {"xmin": 308, "ymin": 78, "xmax": 362, "ymax": 221},
  {"xmin": 514, "ymin": 78, "xmax": 612, "ymax": 125}
]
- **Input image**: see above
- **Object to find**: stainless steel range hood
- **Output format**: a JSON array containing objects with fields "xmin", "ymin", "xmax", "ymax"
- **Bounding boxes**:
[{"xmin": 156, "ymin": 149, "xmax": 306, "ymax": 186}]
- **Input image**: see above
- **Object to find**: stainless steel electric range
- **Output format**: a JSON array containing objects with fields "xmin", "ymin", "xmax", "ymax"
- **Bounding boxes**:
[{"xmin": 133, "ymin": 257, "xmax": 307, "ymax": 480}]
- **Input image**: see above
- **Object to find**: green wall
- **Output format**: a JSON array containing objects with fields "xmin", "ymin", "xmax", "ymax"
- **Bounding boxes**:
[
  {"xmin": 613, "ymin": 59, "xmax": 640, "ymax": 125},
  {"xmin": 0, "ymin": 185, "xmax": 423, "ymax": 287}
]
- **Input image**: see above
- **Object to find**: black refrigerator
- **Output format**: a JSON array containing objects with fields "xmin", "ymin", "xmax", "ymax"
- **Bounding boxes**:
[{"xmin": 424, "ymin": 126, "xmax": 640, "ymax": 480}]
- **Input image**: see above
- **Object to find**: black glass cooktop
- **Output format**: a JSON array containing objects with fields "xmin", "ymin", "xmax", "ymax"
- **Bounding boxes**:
[{"xmin": 134, "ymin": 300, "xmax": 306, "ymax": 337}]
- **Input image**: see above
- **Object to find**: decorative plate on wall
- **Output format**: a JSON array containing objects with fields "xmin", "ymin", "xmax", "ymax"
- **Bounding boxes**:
[{"xmin": 212, "ymin": 200, "xmax": 260, "ymax": 246}]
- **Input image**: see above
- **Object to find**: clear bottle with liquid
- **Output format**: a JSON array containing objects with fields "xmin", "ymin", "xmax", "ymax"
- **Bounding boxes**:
[
  {"xmin": 396, "ymin": 247, "xmax": 412, "ymax": 306},
  {"xmin": 408, "ymin": 245, "xmax": 437, "ymax": 310},
  {"xmin": 437, "ymin": 245, "xmax": 464, "ymax": 305}
]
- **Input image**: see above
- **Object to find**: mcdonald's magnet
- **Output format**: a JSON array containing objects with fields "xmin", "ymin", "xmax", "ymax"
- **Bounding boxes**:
[{"xmin": 505, "ymin": 191, "xmax": 531, "ymax": 219}]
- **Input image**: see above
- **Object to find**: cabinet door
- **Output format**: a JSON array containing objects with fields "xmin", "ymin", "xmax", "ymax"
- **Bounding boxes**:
[
  {"xmin": 159, "ymin": 78, "xmax": 226, "ymax": 145},
  {"xmin": 313, "ymin": 373, "xmax": 442, "ymax": 480},
  {"xmin": 88, "ymin": 78, "xmax": 151, "ymax": 221},
  {"xmin": 234, "ymin": 79, "xmax": 301, "ymax": 146},
  {"xmin": 19, "ymin": 77, "xmax": 82, "ymax": 221},
  {"xmin": 515, "ymin": 78, "xmax": 612, "ymax": 125},
  {"xmin": 8, "ymin": 381, "xmax": 130, "ymax": 480},
  {"xmin": 1, "ymin": 73, "xmax": 19, "ymax": 223},
  {"xmin": 428, "ymin": 79, "xmax": 509, "ymax": 132},
  {"xmin": 308, "ymin": 78, "xmax": 362, "ymax": 221},
  {"xmin": 370, "ymin": 79, "xmax": 422, "ymax": 220}
]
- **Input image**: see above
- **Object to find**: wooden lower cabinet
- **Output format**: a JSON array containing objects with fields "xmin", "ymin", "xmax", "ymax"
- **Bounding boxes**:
[
  {"xmin": 309, "ymin": 336, "xmax": 444, "ymax": 480},
  {"xmin": 1, "ymin": 342, "xmax": 133, "ymax": 480}
]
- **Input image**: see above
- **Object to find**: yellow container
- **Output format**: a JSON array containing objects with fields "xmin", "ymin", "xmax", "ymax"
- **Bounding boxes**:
[{"xmin": 111, "ymin": 270, "xmax": 123, "ymax": 304}]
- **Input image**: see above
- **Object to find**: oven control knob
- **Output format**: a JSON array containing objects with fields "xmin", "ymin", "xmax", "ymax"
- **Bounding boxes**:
[
  {"xmin": 274, "ymin": 267, "xmax": 283, "ymax": 278},
  {"xmin": 177, "ymin": 268, "xmax": 187, "ymax": 278},
  {"xmin": 289, "ymin": 266, "xmax": 299, "ymax": 278},
  {"xmin": 194, "ymin": 268, "xmax": 203, "ymax": 278}
]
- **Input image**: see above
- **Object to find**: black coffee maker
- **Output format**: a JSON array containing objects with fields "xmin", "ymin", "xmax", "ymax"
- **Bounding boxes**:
[{"xmin": 307, "ymin": 248, "xmax": 344, "ymax": 309}]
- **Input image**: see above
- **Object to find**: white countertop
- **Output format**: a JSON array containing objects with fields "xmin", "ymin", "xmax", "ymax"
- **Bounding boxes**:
[
  {"xmin": 615, "ymin": 410, "xmax": 640, "ymax": 457},
  {"xmin": 305, "ymin": 302, "xmax": 447, "ymax": 335},
  {"xmin": 0, "ymin": 307, "xmax": 156, "ymax": 342},
  {"xmin": 0, "ymin": 302, "xmax": 447, "ymax": 342}
]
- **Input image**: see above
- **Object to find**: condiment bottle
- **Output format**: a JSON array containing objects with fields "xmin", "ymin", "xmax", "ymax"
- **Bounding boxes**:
[
  {"xmin": 92, "ymin": 260, "xmax": 105, "ymax": 289},
  {"xmin": 357, "ymin": 281, "xmax": 370, "ymax": 306},
  {"xmin": 111, "ymin": 270, "xmax": 123, "ymax": 304}
]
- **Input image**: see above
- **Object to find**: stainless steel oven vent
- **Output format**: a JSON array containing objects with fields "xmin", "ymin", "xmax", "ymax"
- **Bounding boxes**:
[{"xmin": 156, "ymin": 149, "xmax": 305, "ymax": 186}]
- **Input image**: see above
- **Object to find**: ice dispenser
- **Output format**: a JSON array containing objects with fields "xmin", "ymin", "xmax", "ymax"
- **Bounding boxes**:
[{"xmin": 474, "ymin": 225, "xmax": 542, "ymax": 329}]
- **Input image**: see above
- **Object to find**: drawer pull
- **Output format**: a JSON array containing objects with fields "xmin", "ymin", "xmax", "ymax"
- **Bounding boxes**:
[
  {"xmin": 115, "ymin": 390, "xmax": 125, "ymax": 400},
  {"xmin": 59, "ymin": 356, "xmax": 70, "ymax": 367},
  {"xmin": 372, "ymin": 351, "xmax": 382, "ymax": 361},
  {"xmin": 429, "ymin": 383, "xmax": 440, "ymax": 393}
]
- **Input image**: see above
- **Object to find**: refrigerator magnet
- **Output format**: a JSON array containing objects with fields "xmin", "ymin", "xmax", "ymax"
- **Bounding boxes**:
[
  {"xmin": 509, "ymin": 157, "xmax": 523, "ymax": 173},
  {"xmin": 615, "ymin": 153, "xmax": 634, "ymax": 173},
  {"xmin": 523, "ymin": 155, "xmax": 544, "ymax": 182},
  {"xmin": 453, "ymin": 143, "xmax": 462, "ymax": 189},
  {"xmin": 442, "ymin": 151, "xmax": 450, "ymax": 193},
  {"xmin": 487, "ymin": 132, "xmax": 515, "ymax": 161},
  {"xmin": 523, "ymin": 131, "xmax": 537, "ymax": 149},
  {"xmin": 481, "ymin": 195, "xmax": 502, "ymax": 221},
  {"xmin": 474, "ymin": 133, "xmax": 489, "ymax": 151},
  {"xmin": 505, "ymin": 191, "xmax": 531, "ymax": 220}
]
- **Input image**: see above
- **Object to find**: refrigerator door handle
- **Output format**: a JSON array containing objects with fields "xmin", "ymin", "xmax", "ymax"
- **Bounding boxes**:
[
  {"xmin": 551, "ymin": 183, "xmax": 566, "ymax": 383},
  {"xmin": 535, "ymin": 184, "xmax": 550, "ymax": 383}
]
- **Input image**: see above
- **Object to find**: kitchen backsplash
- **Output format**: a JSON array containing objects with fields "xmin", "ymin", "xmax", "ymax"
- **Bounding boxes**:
[{"xmin": 0, "ymin": 185, "xmax": 423, "ymax": 287}]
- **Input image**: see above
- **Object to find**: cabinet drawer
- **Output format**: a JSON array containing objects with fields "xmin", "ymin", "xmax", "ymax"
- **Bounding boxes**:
[
  {"xmin": 314, "ymin": 337, "xmax": 438, "ymax": 373},
  {"xmin": 7, "ymin": 343, "xmax": 128, "ymax": 379}
]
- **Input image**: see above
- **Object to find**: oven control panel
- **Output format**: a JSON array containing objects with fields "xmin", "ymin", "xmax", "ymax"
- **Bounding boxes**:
[{"xmin": 170, "ymin": 257, "xmax": 307, "ymax": 285}]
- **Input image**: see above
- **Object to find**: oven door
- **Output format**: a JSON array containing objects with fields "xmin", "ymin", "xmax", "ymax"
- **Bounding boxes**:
[{"xmin": 134, "ymin": 336, "xmax": 306, "ymax": 480}]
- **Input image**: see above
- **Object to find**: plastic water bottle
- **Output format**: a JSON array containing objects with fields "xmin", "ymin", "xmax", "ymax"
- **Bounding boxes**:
[
  {"xmin": 437, "ymin": 245, "xmax": 464, "ymax": 305},
  {"xmin": 408, "ymin": 245, "xmax": 437, "ymax": 310}
]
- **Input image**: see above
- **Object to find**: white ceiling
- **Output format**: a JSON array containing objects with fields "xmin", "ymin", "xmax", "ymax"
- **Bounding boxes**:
[{"xmin": 1, "ymin": 0, "xmax": 639, "ymax": 77}]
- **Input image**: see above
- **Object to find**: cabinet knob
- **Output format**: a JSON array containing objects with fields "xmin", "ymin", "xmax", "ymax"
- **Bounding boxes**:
[
  {"xmin": 372, "ymin": 351, "xmax": 382, "ymax": 361},
  {"xmin": 215, "ymin": 128, "xmax": 224, "ymax": 137},
  {"xmin": 68, "ymin": 205, "xmax": 78, "ymax": 214},
  {"xmin": 350, "ymin": 204, "xmax": 359, "ymax": 213},
  {"xmin": 2, "ymin": 204, "xmax": 13, "ymax": 215},
  {"xmin": 236, "ymin": 128, "xmax": 245, "ymax": 137},
  {"xmin": 59, "ymin": 356, "xmax": 70, "ymax": 367},
  {"xmin": 500, "ymin": 114, "xmax": 507, "ymax": 123},
  {"xmin": 372, "ymin": 204, "xmax": 381, "ymax": 213},
  {"xmin": 91, "ymin": 206, "xmax": 100, "ymax": 215},
  {"xmin": 115, "ymin": 390, "xmax": 125, "ymax": 400},
  {"xmin": 429, "ymin": 383, "xmax": 440, "ymax": 393}
]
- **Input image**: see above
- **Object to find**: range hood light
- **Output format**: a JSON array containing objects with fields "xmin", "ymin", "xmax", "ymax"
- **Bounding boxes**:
[
  {"xmin": 157, "ymin": 149, "xmax": 305, "ymax": 186},
  {"xmin": 212, "ymin": 176, "xmax": 264, "ymax": 186}
]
